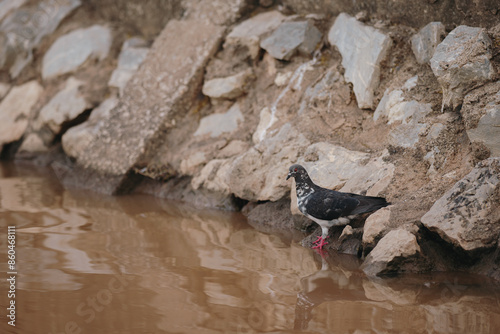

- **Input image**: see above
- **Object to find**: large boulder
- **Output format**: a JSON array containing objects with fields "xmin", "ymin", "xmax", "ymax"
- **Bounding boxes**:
[
  {"xmin": 65, "ymin": 18, "xmax": 228, "ymax": 193},
  {"xmin": 328, "ymin": 13, "xmax": 392, "ymax": 109},
  {"xmin": 430, "ymin": 25, "xmax": 495, "ymax": 112},
  {"xmin": 0, "ymin": 80, "xmax": 42, "ymax": 150},
  {"xmin": 421, "ymin": 157, "xmax": 500, "ymax": 255}
]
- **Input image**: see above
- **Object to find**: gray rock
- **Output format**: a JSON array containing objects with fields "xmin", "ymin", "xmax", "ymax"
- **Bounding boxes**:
[
  {"xmin": 202, "ymin": 69, "xmax": 253, "ymax": 99},
  {"xmin": 298, "ymin": 66, "xmax": 341, "ymax": 115},
  {"xmin": 462, "ymin": 82, "xmax": 500, "ymax": 157},
  {"xmin": 411, "ymin": 22, "xmax": 446, "ymax": 64},
  {"xmin": 361, "ymin": 229, "xmax": 421, "ymax": 276},
  {"xmin": 62, "ymin": 96, "xmax": 118, "ymax": 159},
  {"xmin": 0, "ymin": 0, "xmax": 81, "ymax": 78},
  {"xmin": 225, "ymin": 10, "xmax": 286, "ymax": 59},
  {"xmin": 375, "ymin": 88, "xmax": 433, "ymax": 148},
  {"xmin": 108, "ymin": 38, "xmax": 149, "ymax": 95},
  {"xmin": 430, "ymin": 25, "xmax": 494, "ymax": 112},
  {"xmin": 42, "ymin": 25, "xmax": 112, "ymax": 80},
  {"xmin": 0, "ymin": 0, "xmax": 25, "ymax": 22},
  {"xmin": 67, "ymin": 18, "xmax": 228, "ymax": 193},
  {"xmin": 229, "ymin": 123, "xmax": 310, "ymax": 201},
  {"xmin": 35, "ymin": 77, "xmax": 90, "ymax": 134},
  {"xmin": 194, "ymin": 102, "xmax": 244, "ymax": 138},
  {"xmin": 260, "ymin": 21, "xmax": 322, "ymax": 60},
  {"xmin": 421, "ymin": 157, "xmax": 500, "ymax": 254},
  {"xmin": 0, "ymin": 80, "xmax": 42, "ymax": 150},
  {"xmin": 328, "ymin": 13, "xmax": 392, "ymax": 109}
]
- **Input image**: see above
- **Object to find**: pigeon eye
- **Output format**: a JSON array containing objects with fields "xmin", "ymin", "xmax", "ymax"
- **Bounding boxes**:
[{"xmin": 294, "ymin": 168, "xmax": 298, "ymax": 172}]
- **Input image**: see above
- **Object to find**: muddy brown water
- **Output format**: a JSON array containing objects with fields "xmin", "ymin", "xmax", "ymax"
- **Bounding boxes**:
[{"xmin": 1, "ymin": 162, "xmax": 500, "ymax": 334}]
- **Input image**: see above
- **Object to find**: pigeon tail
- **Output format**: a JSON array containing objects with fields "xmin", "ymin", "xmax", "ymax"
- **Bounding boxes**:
[{"xmin": 347, "ymin": 193, "xmax": 390, "ymax": 216}]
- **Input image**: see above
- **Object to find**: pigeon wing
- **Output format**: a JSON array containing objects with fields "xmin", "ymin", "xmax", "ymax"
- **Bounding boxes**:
[
  {"xmin": 304, "ymin": 188, "xmax": 360, "ymax": 221},
  {"xmin": 345, "ymin": 193, "xmax": 390, "ymax": 215}
]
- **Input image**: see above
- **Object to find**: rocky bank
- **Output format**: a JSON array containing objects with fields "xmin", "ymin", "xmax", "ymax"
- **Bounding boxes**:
[{"xmin": 0, "ymin": 0, "xmax": 499, "ymax": 280}]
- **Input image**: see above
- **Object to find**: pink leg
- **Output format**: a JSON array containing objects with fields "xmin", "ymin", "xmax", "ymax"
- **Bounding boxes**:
[
  {"xmin": 312, "ymin": 236, "xmax": 328, "ymax": 250},
  {"xmin": 312, "ymin": 235, "xmax": 323, "ymax": 245}
]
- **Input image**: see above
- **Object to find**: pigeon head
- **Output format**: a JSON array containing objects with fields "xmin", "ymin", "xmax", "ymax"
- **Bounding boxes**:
[{"xmin": 286, "ymin": 164, "xmax": 309, "ymax": 181}]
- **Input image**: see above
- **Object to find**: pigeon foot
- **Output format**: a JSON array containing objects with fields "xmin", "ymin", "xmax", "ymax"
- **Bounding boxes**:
[{"xmin": 312, "ymin": 237, "xmax": 328, "ymax": 250}]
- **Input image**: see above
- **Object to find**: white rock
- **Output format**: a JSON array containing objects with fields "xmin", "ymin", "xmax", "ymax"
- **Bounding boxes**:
[
  {"xmin": 341, "ymin": 150, "xmax": 395, "ymax": 196},
  {"xmin": 374, "ymin": 90, "xmax": 405, "ymax": 123},
  {"xmin": 229, "ymin": 123, "xmax": 310, "ymax": 201},
  {"xmin": 403, "ymin": 75, "xmax": 418, "ymax": 91},
  {"xmin": 180, "ymin": 151, "xmax": 207, "ymax": 175},
  {"xmin": 194, "ymin": 102, "xmax": 244, "ymax": 137},
  {"xmin": 108, "ymin": 38, "xmax": 149, "ymax": 95},
  {"xmin": 62, "ymin": 96, "xmax": 118, "ymax": 159},
  {"xmin": 225, "ymin": 10, "xmax": 286, "ymax": 59},
  {"xmin": 328, "ymin": 13, "xmax": 392, "ymax": 109},
  {"xmin": 0, "ymin": 80, "xmax": 42, "ymax": 149},
  {"xmin": 362, "ymin": 207, "xmax": 392, "ymax": 246},
  {"xmin": 411, "ymin": 22, "xmax": 446, "ymax": 64},
  {"xmin": 18, "ymin": 133, "xmax": 47, "ymax": 153},
  {"xmin": 361, "ymin": 229, "xmax": 421, "ymax": 276},
  {"xmin": 421, "ymin": 157, "xmax": 500, "ymax": 253},
  {"xmin": 430, "ymin": 25, "xmax": 494, "ymax": 112},
  {"xmin": 202, "ymin": 69, "xmax": 253, "ymax": 100},
  {"xmin": 0, "ymin": 82, "xmax": 10, "ymax": 99},
  {"xmin": 42, "ymin": 25, "xmax": 112, "ymax": 80},
  {"xmin": 252, "ymin": 107, "xmax": 273, "ymax": 144},
  {"xmin": 274, "ymin": 71, "xmax": 292, "ymax": 87},
  {"xmin": 35, "ymin": 77, "xmax": 90, "ymax": 133},
  {"xmin": 192, "ymin": 158, "xmax": 232, "ymax": 195},
  {"xmin": 375, "ymin": 89, "xmax": 433, "ymax": 148}
]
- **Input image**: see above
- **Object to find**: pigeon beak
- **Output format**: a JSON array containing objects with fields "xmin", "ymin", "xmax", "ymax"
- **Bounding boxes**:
[{"xmin": 286, "ymin": 172, "xmax": 291, "ymax": 180}]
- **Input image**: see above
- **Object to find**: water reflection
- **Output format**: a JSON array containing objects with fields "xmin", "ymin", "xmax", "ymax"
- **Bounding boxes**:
[{"xmin": 1, "ymin": 162, "xmax": 500, "ymax": 334}]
